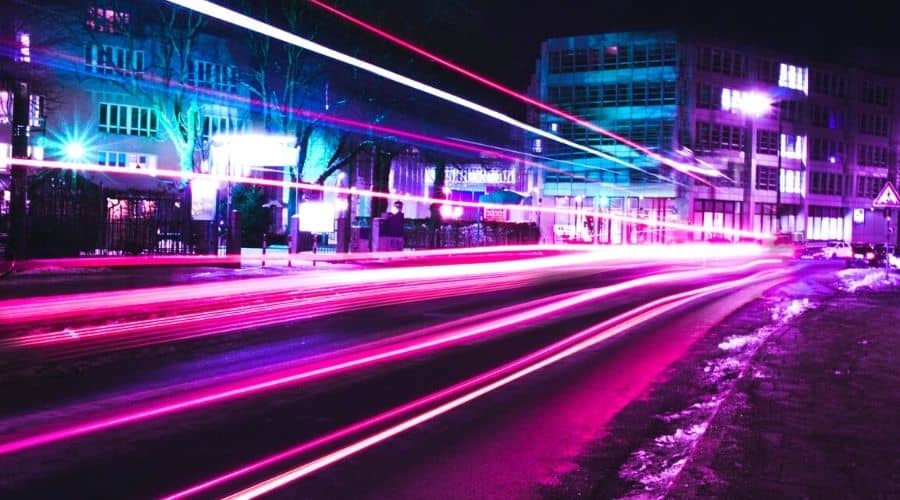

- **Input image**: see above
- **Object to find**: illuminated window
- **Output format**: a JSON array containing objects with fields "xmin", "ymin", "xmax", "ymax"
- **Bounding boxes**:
[
  {"xmin": 533, "ymin": 138, "xmax": 542, "ymax": 153},
  {"xmin": 98, "ymin": 103, "xmax": 158, "ymax": 136},
  {"xmin": 86, "ymin": 7, "xmax": 130, "ymax": 34},
  {"xmin": 780, "ymin": 169, "xmax": 804, "ymax": 194},
  {"xmin": 0, "ymin": 91, "xmax": 9, "ymax": 125},
  {"xmin": 29, "ymin": 95, "xmax": 44, "ymax": 129},
  {"xmin": 85, "ymin": 43, "xmax": 144, "ymax": 74},
  {"xmin": 16, "ymin": 32, "xmax": 30, "ymax": 63},
  {"xmin": 780, "ymin": 134, "xmax": 807, "ymax": 160},
  {"xmin": 778, "ymin": 63, "xmax": 808, "ymax": 94}
]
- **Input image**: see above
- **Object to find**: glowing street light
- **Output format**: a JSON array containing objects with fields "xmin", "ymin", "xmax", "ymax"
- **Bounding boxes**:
[{"xmin": 62, "ymin": 142, "xmax": 86, "ymax": 162}]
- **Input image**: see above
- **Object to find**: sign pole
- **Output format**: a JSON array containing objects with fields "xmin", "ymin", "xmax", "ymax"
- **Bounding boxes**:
[{"xmin": 886, "ymin": 208, "xmax": 892, "ymax": 280}]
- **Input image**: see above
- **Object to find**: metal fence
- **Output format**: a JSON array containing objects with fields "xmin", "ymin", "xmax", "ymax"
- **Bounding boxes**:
[
  {"xmin": 404, "ymin": 220, "xmax": 540, "ymax": 249},
  {"xmin": 25, "ymin": 171, "xmax": 198, "ymax": 257}
]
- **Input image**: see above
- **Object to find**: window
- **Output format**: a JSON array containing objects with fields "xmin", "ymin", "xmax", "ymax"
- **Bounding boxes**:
[
  {"xmin": 695, "ymin": 121, "xmax": 743, "ymax": 153},
  {"xmin": 29, "ymin": 94, "xmax": 44, "ymax": 129},
  {"xmin": 98, "ymin": 150, "xmax": 157, "ymax": 170},
  {"xmin": 192, "ymin": 60, "xmax": 237, "ymax": 93},
  {"xmin": 810, "ymin": 138, "xmax": 846, "ymax": 162},
  {"xmin": 810, "ymin": 69, "xmax": 847, "ymax": 98},
  {"xmin": 86, "ymin": 6, "xmax": 130, "ymax": 33},
  {"xmin": 860, "ymin": 80, "xmax": 890, "ymax": 106},
  {"xmin": 202, "ymin": 113, "xmax": 241, "ymax": 140},
  {"xmin": 756, "ymin": 130, "xmax": 779, "ymax": 155},
  {"xmin": 98, "ymin": 103, "xmax": 158, "ymax": 136},
  {"xmin": 778, "ymin": 63, "xmax": 809, "ymax": 94},
  {"xmin": 85, "ymin": 43, "xmax": 144, "ymax": 74},
  {"xmin": 16, "ymin": 32, "xmax": 30, "ymax": 63},
  {"xmin": 0, "ymin": 91, "xmax": 9, "ymax": 125},
  {"xmin": 857, "ymin": 176, "xmax": 885, "ymax": 198},
  {"xmin": 758, "ymin": 59, "xmax": 779, "ymax": 84},
  {"xmin": 780, "ymin": 134, "xmax": 807, "ymax": 160},
  {"xmin": 532, "ymin": 138, "xmax": 542, "ymax": 153},
  {"xmin": 781, "ymin": 169, "xmax": 804, "ymax": 194},
  {"xmin": 698, "ymin": 47, "xmax": 747, "ymax": 77},
  {"xmin": 857, "ymin": 144, "xmax": 889, "ymax": 167},
  {"xmin": 858, "ymin": 113, "xmax": 889, "ymax": 137},
  {"xmin": 810, "ymin": 171, "xmax": 846, "ymax": 195},
  {"xmin": 756, "ymin": 165, "xmax": 778, "ymax": 191}
]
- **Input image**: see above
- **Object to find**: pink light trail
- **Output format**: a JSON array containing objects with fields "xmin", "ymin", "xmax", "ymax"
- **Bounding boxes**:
[
  {"xmin": 0, "ymin": 259, "xmax": 777, "ymax": 458},
  {"xmin": 177, "ymin": 267, "xmax": 786, "ymax": 499}
]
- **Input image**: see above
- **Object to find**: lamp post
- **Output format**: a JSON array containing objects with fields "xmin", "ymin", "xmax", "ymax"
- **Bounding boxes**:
[{"xmin": 731, "ymin": 91, "xmax": 772, "ymax": 239}]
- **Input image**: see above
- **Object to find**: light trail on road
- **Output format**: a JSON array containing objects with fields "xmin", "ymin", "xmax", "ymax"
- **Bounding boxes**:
[
  {"xmin": 0, "ymin": 243, "xmax": 770, "ymax": 329},
  {"xmin": 175, "ymin": 267, "xmax": 787, "ymax": 499},
  {"xmin": 0, "ymin": 259, "xmax": 777, "ymax": 458}
]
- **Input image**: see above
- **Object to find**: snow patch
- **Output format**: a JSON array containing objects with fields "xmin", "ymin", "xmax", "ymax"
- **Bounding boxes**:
[
  {"xmin": 837, "ymin": 268, "xmax": 900, "ymax": 292},
  {"xmin": 616, "ymin": 297, "xmax": 815, "ymax": 498}
]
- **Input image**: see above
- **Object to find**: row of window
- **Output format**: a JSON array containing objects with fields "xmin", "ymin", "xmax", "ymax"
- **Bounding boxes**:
[
  {"xmin": 0, "ymin": 92, "xmax": 44, "ymax": 129},
  {"xmin": 857, "ymin": 144, "xmax": 890, "ymax": 167},
  {"xmin": 552, "ymin": 120, "xmax": 675, "ymax": 149},
  {"xmin": 755, "ymin": 166, "xmax": 804, "ymax": 194},
  {"xmin": 694, "ymin": 121, "xmax": 744, "ymax": 152},
  {"xmin": 859, "ymin": 113, "xmax": 890, "ymax": 137},
  {"xmin": 696, "ymin": 47, "xmax": 749, "ymax": 77},
  {"xmin": 810, "ymin": 104, "xmax": 845, "ymax": 129},
  {"xmin": 858, "ymin": 175, "xmax": 886, "ymax": 198},
  {"xmin": 85, "ymin": 6, "xmax": 130, "ymax": 34},
  {"xmin": 193, "ymin": 60, "xmax": 238, "ymax": 93},
  {"xmin": 97, "ymin": 151, "xmax": 156, "ymax": 170},
  {"xmin": 810, "ymin": 138, "xmax": 846, "ymax": 162},
  {"xmin": 98, "ymin": 102, "xmax": 158, "ymax": 136},
  {"xmin": 547, "ymin": 43, "xmax": 677, "ymax": 73},
  {"xmin": 809, "ymin": 171, "xmax": 849, "ymax": 196},
  {"xmin": 84, "ymin": 43, "xmax": 144, "ymax": 74},
  {"xmin": 860, "ymin": 80, "xmax": 890, "ymax": 107},
  {"xmin": 810, "ymin": 70, "xmax": 848, "ymax": 98},
  {"xmin": 546, "ymin": 81, "xmax": 677, "ymax": 108}
]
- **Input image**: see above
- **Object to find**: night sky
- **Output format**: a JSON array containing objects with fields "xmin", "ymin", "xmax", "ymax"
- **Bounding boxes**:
[{"xmin": 298, "ymin": 0, "xmax": 899, "ymax": 119}]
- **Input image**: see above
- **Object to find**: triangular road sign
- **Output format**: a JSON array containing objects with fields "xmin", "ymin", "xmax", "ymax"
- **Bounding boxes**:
[{"xmin": 873, "ymin": 181, "xmax": 900, "ymax": 208}]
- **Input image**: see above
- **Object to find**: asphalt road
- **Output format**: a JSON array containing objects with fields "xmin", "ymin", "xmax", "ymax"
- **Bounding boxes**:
[{"xmin": 0, "ymin": 259, "xmax": 788, "ymax": 498}]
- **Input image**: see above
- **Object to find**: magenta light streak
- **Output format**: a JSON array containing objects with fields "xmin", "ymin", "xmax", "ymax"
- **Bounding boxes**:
[
  {"xmin": 1, "ymin": 244, "xmax": 768, "ymax": 329},
  {"xmin": 10, "ymin": 158, "xmax": 775, "ymax": 242},
  {"xmin": 305, "ymin": 0, "xmax": 716, "ymax": 184},
  {"xmin": 211, "ymin": 268, "xmax": 787, "ymax": 499},
  {"xmin": 0, "ymin": 259, "xmax": 777, "ymax": 457}
]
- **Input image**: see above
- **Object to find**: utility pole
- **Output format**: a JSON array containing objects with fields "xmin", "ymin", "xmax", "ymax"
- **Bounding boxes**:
[
  {"xmin": 8, "ymin": 81, "xmax": 29, "ymax": 260},
  {"xmin": 775, "ymin": 101, "xmax": 784, "ymax": 235}
]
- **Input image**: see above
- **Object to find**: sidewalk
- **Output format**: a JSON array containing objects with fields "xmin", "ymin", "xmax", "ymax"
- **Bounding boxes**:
[
  {"xmin": 669, "ymin": 270, "xmax": 900, "ymax": 499},
  {"xmin": 540, "ymin": 264, "xmax": 900, "ymax": 499}
]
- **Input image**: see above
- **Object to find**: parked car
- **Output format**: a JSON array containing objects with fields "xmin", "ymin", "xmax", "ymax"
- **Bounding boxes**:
[
  {"xmin": 819, "ymin": 240, "xmax": 852, "ymax": 260},
  {"xmin": 872, "ymin": 244, "xmax": 900, "ymax": 269},
  {"xmin": 848, "ymin": 242, "xmax": 878, "ymax": 267}
]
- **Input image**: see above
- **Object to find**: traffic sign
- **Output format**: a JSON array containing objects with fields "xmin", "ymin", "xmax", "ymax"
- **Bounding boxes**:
[{"xmin": 873, "ymin": 181, "xmax": 900, "ymax": 208}]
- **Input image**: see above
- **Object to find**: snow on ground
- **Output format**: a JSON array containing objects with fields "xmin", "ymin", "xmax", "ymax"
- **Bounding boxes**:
[
  {"xmin": 615, "ymin": 297, "xmax": 816, "ymax": 499},
  {"xmin": 837, "ymin": 268, "xmax": 900, "ymax": 292}
]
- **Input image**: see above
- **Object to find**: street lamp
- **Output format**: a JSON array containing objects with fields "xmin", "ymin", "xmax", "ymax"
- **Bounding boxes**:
[{"xmin": 728, "ymin": 90, "xmax": 778, "ymax": 236}]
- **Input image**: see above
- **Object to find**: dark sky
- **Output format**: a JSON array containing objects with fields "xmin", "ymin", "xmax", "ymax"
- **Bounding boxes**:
[
  {"xmin": 466, "ymin": 0, "xmax": 900, "ymax": 88},
  {"xmin": 305, "ymin": 0, "xmax": 899, "ymax": 118}
]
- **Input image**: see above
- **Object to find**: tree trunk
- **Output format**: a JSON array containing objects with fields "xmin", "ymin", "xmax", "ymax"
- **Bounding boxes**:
[
  {"xmin": 428, "ymin": 160, "xmax": 446, "ymax": 248},
  {"xmin": 8, "ymin": 82, "xmax": 29, "ymax": 259},
  {"xmin": 371, "ymin": 145, "xmax": 392, "ymax": 218}
]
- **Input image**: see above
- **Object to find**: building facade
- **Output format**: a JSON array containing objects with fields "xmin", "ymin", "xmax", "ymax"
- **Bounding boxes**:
[{"xmin": 529, "ymin": 31, "xmax": 899, "ymax": 244}]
